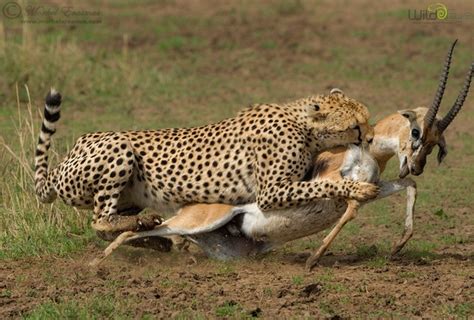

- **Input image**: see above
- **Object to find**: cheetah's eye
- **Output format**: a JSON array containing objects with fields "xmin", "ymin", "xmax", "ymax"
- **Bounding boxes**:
[{"xmin": 313, "ymin": 104, "xmax": 320, "ymax": 111}]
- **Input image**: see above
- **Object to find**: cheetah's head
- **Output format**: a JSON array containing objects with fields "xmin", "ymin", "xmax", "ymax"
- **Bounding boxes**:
[{"xmin": 305, "ymin": 88, "xmax": 373, "ymax": 150}]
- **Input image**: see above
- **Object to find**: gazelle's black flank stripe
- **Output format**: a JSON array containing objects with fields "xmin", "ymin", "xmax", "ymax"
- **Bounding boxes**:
[{"xmin": 34, "ymin": 89, "xmax": 62, "ymax": 203}]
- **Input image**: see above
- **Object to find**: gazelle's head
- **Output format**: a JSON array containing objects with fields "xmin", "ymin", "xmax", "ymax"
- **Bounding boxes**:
[{"xmin": 397, "ymin": 40, "xmax": 473, "ymax": 178}]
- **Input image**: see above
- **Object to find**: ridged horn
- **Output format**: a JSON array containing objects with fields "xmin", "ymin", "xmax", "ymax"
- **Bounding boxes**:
[
  {"xmin": 424, "ymin": 39, "xmax": 457, "ymax": 131},
  {"xmin": 437, "ymin": 62, "xmax": 473, "ymax": 132}
]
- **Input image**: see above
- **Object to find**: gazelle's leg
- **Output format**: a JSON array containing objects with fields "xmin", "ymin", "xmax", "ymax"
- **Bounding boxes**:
[
  {"xmin": 306, "ymin": 200, "xmax": 360, "ymax": 271},
  {"xmin": 90, "ymin": 213, "xmax": 172, "ymax": 267},
  {"xmin": 91, "ymin": 227, "xmax": 178, "ymax": 267},
  {"xmin": 89, "ymin": 231, "xmax": 137, "ymax": 267},
  {"xmin": 369, "ymin": 178, "xmax": 417, "ymax": 255},
  {"xmin": 391, "ymin": 180, "xmax": 417, "ymax": 256},
  {"xmin": 372, "ymin": 178, "xmax": 416, "ymax": 199},
  {"xmin": 89, "ymin": 204, "xmax": 226, "ymax": 266}
]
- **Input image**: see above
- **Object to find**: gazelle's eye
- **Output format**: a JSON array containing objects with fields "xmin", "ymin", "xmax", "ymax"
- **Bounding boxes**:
[{"xmin": 411, "ymin": 128, "xmax": 420, "ymax": 139}]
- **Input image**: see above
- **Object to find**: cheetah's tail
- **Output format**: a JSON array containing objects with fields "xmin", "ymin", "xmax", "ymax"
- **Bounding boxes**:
[{"xmin": 34, "ymin": 89, "xmax": 62, "ymax": 203}]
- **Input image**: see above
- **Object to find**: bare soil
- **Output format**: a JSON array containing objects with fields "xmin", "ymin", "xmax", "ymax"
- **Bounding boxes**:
[{"xmin": 1, "ymin": 241, "xmax": 473, "ymax": 318}]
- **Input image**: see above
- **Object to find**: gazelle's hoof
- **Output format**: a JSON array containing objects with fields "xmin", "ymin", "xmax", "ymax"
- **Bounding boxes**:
[
  {"xmin": 305, "ymin": 254, "xmax": 322, "ymax": 271},
  {"xmin": 88, "ymin": 257, "xmax": 103, "ymax": 268}
]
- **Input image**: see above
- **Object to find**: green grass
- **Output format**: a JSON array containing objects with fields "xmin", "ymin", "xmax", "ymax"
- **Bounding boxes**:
[
  {"xmin": 0, "ymin": 288, "xmax": 12, "ymax": 298},
  {"xmin": 401, "ymin": 240, "xmax": 439, "ymax": 261},
  {"xmin": 213, "ymin": 261, "xmax": 236, "ymax": 275},
  {"xmin": 24, "ymin": 294, "xmax": 133, "ymax": 320},
  {"xmin": 0, "ymin": 225, "xmax": 94, "ymax": 259},
  {"xmin": 318, "ymin": 301, "xmax": 337, "ymax": 318},
  {"xmin": 262, "ymin": 287, "xmax": 273, "ymax": 297},
  {"xmin": 369, "ymin": 200, "xmax": 393, "ymax": 226},
  {"xmin": 214, "ymin": 301, "xmax": 245, "ymax": 318},
  {"xmin": 366, "ymin": 256, "xmax": 389, "ymax": 268},
  {"xmin": 440, "ymin": 234, "xmax": 468, "ymax": 245},
  {"xmin": 317, "ymin": 269, "xmax": 334, "ymax": 282},
  {"xmin": 291, "ymin": 275, "xmax": 304, "ymax": 285},
  {"xmin": 445, "ymin": 302, "xmax": 474, "ymax": 318},
  {"xmin": 355, "ymin": 244, "xmax": 379, "ymax": 259},
  {"xmin": 0, "ymin": 93, "xmax": 96, "ymax": 259}
]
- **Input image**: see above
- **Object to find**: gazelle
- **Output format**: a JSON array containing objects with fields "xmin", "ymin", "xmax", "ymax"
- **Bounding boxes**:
[{"xmin": 92, "ymin": 41, "xmax": 472, "ymax": 270}]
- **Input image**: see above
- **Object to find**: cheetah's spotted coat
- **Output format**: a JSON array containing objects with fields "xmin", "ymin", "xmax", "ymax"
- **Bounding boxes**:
[{"xmin": 35, "ymin": 90, "xmax": 377, "ymax": 232}]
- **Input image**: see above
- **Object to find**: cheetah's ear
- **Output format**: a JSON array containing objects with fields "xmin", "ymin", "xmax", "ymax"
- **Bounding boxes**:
[{"xmin": 330, "ymin": 88, "xmax": 344, "ymax": 96}]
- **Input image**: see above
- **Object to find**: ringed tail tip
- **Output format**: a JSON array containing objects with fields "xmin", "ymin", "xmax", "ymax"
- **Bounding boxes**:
[{"xmin": 45, "ymin": 89, "xmax": 62, "ymax": 107}]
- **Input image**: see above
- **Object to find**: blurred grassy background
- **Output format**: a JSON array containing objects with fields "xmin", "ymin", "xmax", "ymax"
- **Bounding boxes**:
[
  {"xmin": 0, "ymin": 0, "xmax": 473, "ymax": 318},
  {"xmin": 0, "ymin": 0, "xmax": 472, "ymax": 280}
]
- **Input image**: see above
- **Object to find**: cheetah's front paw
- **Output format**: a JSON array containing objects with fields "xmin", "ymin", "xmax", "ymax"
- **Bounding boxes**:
[{"xmin": 346, "ymin": 181, "xmax": 379, "ymax": 202}]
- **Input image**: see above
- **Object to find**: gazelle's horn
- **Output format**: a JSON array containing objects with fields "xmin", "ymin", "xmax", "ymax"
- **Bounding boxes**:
[
  {"xmin": 424, "ymin": 40, "xmax": 457, "ymax": 131},
  {"xmin": 438, "ymin": 62, "xmax": 473, "ymax": 132}
]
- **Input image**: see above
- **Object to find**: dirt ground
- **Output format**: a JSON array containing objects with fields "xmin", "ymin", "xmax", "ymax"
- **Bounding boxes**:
[
  {"xmin": 1, "ymin": 241, "xmax": 473, "ymax": 319},
  {"xmin": 1, "ymin": 0, "xmax": 473, "ymax": 318}
]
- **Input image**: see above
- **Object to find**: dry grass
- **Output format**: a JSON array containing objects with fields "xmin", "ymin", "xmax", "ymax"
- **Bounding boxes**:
[{"xmin": 0, "ymin": 81, "xmax": 92, "ymax": 259}]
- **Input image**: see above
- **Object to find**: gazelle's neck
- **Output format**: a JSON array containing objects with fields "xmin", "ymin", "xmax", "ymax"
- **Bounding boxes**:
[{"xmin": 369, "ymin": 113, "xmax": 408, "ymax": 173}]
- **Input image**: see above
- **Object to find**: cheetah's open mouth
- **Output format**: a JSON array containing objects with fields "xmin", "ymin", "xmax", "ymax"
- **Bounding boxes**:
[{"xmin": 354, "ymin": 125, "xmax": 362, "ymax": 146}]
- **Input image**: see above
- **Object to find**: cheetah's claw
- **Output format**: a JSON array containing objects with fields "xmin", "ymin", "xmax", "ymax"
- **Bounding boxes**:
[{"xmin": 347, "ymin": 181, "xmax": 379, "ymax": 202}]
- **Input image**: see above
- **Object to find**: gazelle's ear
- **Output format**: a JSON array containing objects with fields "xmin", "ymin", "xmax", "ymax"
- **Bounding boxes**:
[
  {"xmin": 437, "ymin": 135, "xmax": 448, "ymax": 164},
  {"xmin": 398, "ymin": 110, "xmax": 417, "ymax": 121}
]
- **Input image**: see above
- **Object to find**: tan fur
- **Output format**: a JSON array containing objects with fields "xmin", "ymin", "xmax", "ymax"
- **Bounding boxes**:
[
  {"xmin": 313, "ymin": 147, "xmax": 347, "ymax": 180},
  {"xmin": 34, "ymin": 89, "xmax": 378, "ymax": 236},
  {"xmin": 372, "ymin": 107, "xmax": 445, "ymax": 176},
  {"xmin": 153, "ymin": 107, "xmax": 447, "ymax": 260},
  {"xmin": 167, "ymin": 204, "xmax": 234, "ymax": 230}
]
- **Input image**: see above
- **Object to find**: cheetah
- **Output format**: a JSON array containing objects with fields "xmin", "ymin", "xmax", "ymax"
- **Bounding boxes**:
[
  {"xmin": 89, "ymin": 40, "xmax": 473, "ymax": 267},
  {"xmin": 34, "ymin": 89, "xmax": 378, "ymax": 234}
]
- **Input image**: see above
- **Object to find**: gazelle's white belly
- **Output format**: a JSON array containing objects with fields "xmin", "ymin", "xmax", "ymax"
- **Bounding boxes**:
[
  {"xmin": 236, "ymin": 145, "xmax": 380, "ymax": 246},
  {"xmin": 238, "ymin": 200, "xmax": 348, "ymax": 245}
]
